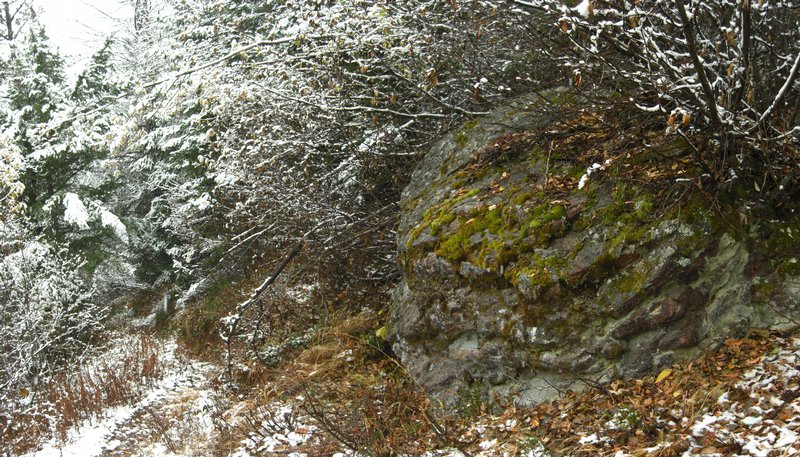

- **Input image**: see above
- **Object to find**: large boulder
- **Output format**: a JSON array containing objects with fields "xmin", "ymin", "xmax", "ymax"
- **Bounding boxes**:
[{"xmin": 389, "ymin": 90, "xmax": 800, "ymax": 407}]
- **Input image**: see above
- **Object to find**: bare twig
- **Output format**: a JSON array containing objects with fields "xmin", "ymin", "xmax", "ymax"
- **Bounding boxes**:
[
  {"xmin": 674, "ymin": 0, "xmax": 724, "ymax": 133},
  {"xmin": 749, "ymin": 52, "xmax": 800, "ymax": 134},
  {"xmin": 222, "ymin": 220, "xmax": 327, "ymax": 379}
]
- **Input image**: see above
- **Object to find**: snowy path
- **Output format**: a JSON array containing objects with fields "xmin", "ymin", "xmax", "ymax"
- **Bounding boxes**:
[{"xmin": 27, "ymin": 340, "xmax": 219, "ymax": 457}]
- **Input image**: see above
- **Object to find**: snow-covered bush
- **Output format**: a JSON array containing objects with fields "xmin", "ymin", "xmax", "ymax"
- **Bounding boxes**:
[
  {"xmin": 515, "ymin": 0, "xmax": 799, "ymax": 176},
  {"xmin": 0, "ymin": 240, "xmax": 106, "ymax": 394},
  {"xmin": 132, "ymin": 1, "xmax": 535, "ymax": 286},
  {"xmin": 71, "ymin": 0, "xmax": 544, "ymax": 312},
  {"xmin": 0, "ymin": 133, "xmax": 25, "ymax": 218}
]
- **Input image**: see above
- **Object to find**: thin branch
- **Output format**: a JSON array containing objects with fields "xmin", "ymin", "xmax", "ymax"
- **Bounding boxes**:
[
  {"xmin": 507, "ymin": 0, "xmax": 547, "ymax": 13},
  {"xmin": 10, "ymin": 0, "xmax": 25, "ymax": 22},
  {"xmin": 47, "ymin": 35, "xmax": 329, "ymax": 130},
  {"xmin": 253, "ymin": 82, "xmax": 447, "ymax": 119},
  {"xmin": 222, "ymin": 220, "xmax": 327, "ymax": 379},
  {"xmin": 141, "ymin": 36, "xmax": 327, "ymax": 90},
  {"xmin": 674, "ymin": 0, "xmax": 724, "ymax": 132},
  {"xmin": 730, "ymin": 0, "xmax": 752, "ymax": 114},
  {"xmin": 749, "ymin": 52, "xmax": 800, "ymax": 134}
]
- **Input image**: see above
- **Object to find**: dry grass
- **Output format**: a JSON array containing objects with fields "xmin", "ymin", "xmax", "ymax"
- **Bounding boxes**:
[
  {"xmin": 210, "ymin": 308, "xmax": 467, "ymax": 456},
  {"xmin": 178, "ymin": 259, "xmax": 466, "ymax": 455},
  {"xmin": 1, "ymin": 333, "xmax": 163, "ymax": 455}
]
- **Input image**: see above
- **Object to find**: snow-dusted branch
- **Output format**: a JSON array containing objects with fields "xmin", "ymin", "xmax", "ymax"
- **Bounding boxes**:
[
  {"xmin": 141, "ymin": 35, "xmax": 329, "ymax": 90},
  {"xmin": 522, "ymin": 0, "xmax": 798, "ymax": 164},
  {"xmin": 221, "ymin": 220, "xmax": 327, "ymax": 378},
  {"xmin": 253, "ymin": 82, "xmax": 447, "ymax": 120},
  {"xmin": 750, "ymin": 52, "xmax": 800, "ymax": 134},
  {"xmin": 674, "ymin": 0, "xmax": 723, "ymax": 131}
]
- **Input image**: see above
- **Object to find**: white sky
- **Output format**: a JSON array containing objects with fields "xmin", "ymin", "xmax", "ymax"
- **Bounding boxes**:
[{"xmin": 35, "ymin": 0, "xmax": 134, "ymax": 70}]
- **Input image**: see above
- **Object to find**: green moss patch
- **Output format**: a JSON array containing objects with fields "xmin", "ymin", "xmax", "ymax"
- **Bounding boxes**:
[{"xmin": 454, "ymin": 119, "xmax": 480, "ymax": 149}]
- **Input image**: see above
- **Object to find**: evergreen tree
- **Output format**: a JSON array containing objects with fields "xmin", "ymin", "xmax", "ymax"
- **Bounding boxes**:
[
  {"xmin": 6, "ymin": 22, "xmax": 64, "ymax": 125},
  {"xmin": 1, "ymin": 19, "xmax": 131, "ymax": 285},
  {"xmin": 72, "ymin": 37, "xmax": 121, "ymax": 103},
  {"xmin": 4, "ymin": 20, "xmax": 68, "ymax": 212}
]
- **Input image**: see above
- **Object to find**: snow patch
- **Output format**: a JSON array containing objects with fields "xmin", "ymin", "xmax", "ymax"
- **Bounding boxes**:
[
  {"xmin": 574, "ymin": 0, "xmax": 592, "ymax": 18},
  {"xmin": 99, "ymin": 209, "xmax": 128, "ymax": 243},
  {"xmin": 63, "ymin": 193, "xmax": 90, "ymax": 229}
]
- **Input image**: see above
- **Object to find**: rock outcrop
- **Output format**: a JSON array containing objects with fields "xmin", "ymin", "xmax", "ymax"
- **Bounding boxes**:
[{"xmin": 389, "ymin": 90, "xmax": 800, "ymax": 407}]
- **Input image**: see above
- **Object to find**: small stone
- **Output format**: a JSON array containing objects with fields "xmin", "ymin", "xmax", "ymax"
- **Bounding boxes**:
[
  {"xmin": 413, "ymin": 252, "xmax": 456, "ymax": 279},
  {"xmin": 460, "ymin": 261, "xmax": 495, "ymax": 281},
  {"xmin": 566, "ymin": 202, "xmax": 585, "ymax": 221},
  {"xmin": 598, "ymin": 339, "xmax": 627, "ymax": 359}
]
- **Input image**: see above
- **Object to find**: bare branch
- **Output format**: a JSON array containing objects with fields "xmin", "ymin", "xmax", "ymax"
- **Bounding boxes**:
[
  {"xmin": 749, "ymin": 52, "xmax": 800, "ymax": 134},
  {"xmin": 674, "ymin": 0, "xmax": 724, "ymax": 132}
]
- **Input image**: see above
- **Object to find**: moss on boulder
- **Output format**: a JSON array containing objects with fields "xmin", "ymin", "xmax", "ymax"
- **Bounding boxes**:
[{"xmin": 390, "ymin": 90, "xmax": 800, "ymax": 407}]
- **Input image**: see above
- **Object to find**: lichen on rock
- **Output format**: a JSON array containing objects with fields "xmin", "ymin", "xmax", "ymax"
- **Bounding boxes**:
[{"xmin": 390, "ymin": 90, "xmax": 800, "ymax": 409}]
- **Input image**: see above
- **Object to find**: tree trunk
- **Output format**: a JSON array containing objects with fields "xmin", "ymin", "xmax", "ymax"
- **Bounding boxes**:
[{"xmin": 3, "ymin": 2, "xmax": 13, "ymax": 41}]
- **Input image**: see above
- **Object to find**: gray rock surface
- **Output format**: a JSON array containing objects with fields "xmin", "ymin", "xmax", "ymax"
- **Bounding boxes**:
[{"xmin": 389, "ymin": 90, "xmax": 800, "ymax": 408}]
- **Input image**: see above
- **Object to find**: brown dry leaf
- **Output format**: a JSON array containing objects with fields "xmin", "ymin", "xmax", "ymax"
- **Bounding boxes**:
[{"xmin": 778, "ymin": 407, "xmax": 794, "ymax": 421}]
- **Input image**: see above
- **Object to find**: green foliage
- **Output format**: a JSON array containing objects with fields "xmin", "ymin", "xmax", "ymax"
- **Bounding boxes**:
[
  {"xmin": 517, "ymin": 436, "xmax": 550, "ymax": 455},
  {"xmin": 7, "ymin": 25, "xmax": 65, "ymax": 125},
  {"xmin": 506, "ymin": 253, "xmax": 568, "ymax": 289},
  {"xmin": 608, "ymin": 407, "xmax": 643, "ymax": 433},
  {"xmin": 73, "ymin": 37, "xmax": 122, "ymax": 103}
]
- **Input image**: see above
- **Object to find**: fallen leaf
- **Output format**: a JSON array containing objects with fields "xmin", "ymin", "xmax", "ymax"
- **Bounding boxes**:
[{"xmin": 656, "ymin": 368, "xmax": 673, "ymax": 383}]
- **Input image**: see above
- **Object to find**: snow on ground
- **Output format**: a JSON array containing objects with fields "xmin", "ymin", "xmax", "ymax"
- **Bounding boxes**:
[
  {"xmin": 226, "ymin": 400, "xmax": 325, "ymax": 457},
  {"xmin": 417, "ymin": 334, "xmax": 800, "ymax": 457},
  {"xmin": 22, "ymin": 332, "xmax": 800, "ymax": 457},
  {"xmin": 26, "ymin": 339, "xmax": 217, "ymax": 457},
  {"xmin": 671, "ymin": 337, "xmax": 800, "ymax": 457},
  {"xmin": 579, "ymin": 336, "xmax": 800, "ymax": 457},
  {"xmin": 23, "ymin": 334, "xmax": 333, "ymax": 457}
]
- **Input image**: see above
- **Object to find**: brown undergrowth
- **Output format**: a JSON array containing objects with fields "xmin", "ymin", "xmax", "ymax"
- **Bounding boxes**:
[
  {"xmin": 196, "ymin": 106, "xmax": 800, "ymax": 456},
  {"xmin": 209, "ymin": 308, "xmax": 469, "ymax": 456},
  {"xmin": 165, "ymin": 298, "xmax": 800, "ymax": 457},
  {"xmin": 207, "ymin": 313, "xmax": 799, "ymax": 456},
  {"xmin": 179, "ymin": 230, "xmax": 800, "ymax": 456},
  {"xmin": 1, "ymin": 334, "xmax": 162, "ymax": 455}
]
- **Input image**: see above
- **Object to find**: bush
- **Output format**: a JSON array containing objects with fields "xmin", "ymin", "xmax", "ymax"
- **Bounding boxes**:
[
  {"xmin": 0, "ymin": 240, "xmax": 107, "ymax": 395},
  {"xmin": 516, "ymin": 0, "xmax": 799, "ymax": 180}
]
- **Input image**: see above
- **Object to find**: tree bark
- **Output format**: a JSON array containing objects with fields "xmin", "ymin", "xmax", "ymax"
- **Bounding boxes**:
[{"xmin": 3, "ymin": 2, "xmax": 13, "ymax": 41}]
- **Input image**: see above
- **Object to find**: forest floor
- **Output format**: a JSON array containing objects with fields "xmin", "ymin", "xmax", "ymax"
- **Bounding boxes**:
[
  {"xmin": 25, "ymin": 338, "xmax": 221, "ymax": 457},
  {"xmin": 442, "ymin": 330, "xmax": 800, "ymax": 457},
  {"xmin": 22, "ymin": 329, "xmax": 800, "ymax": 457},
  {"xmin": 22, "ymin": 333, "xmax": 343, "ymax": 457}
]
